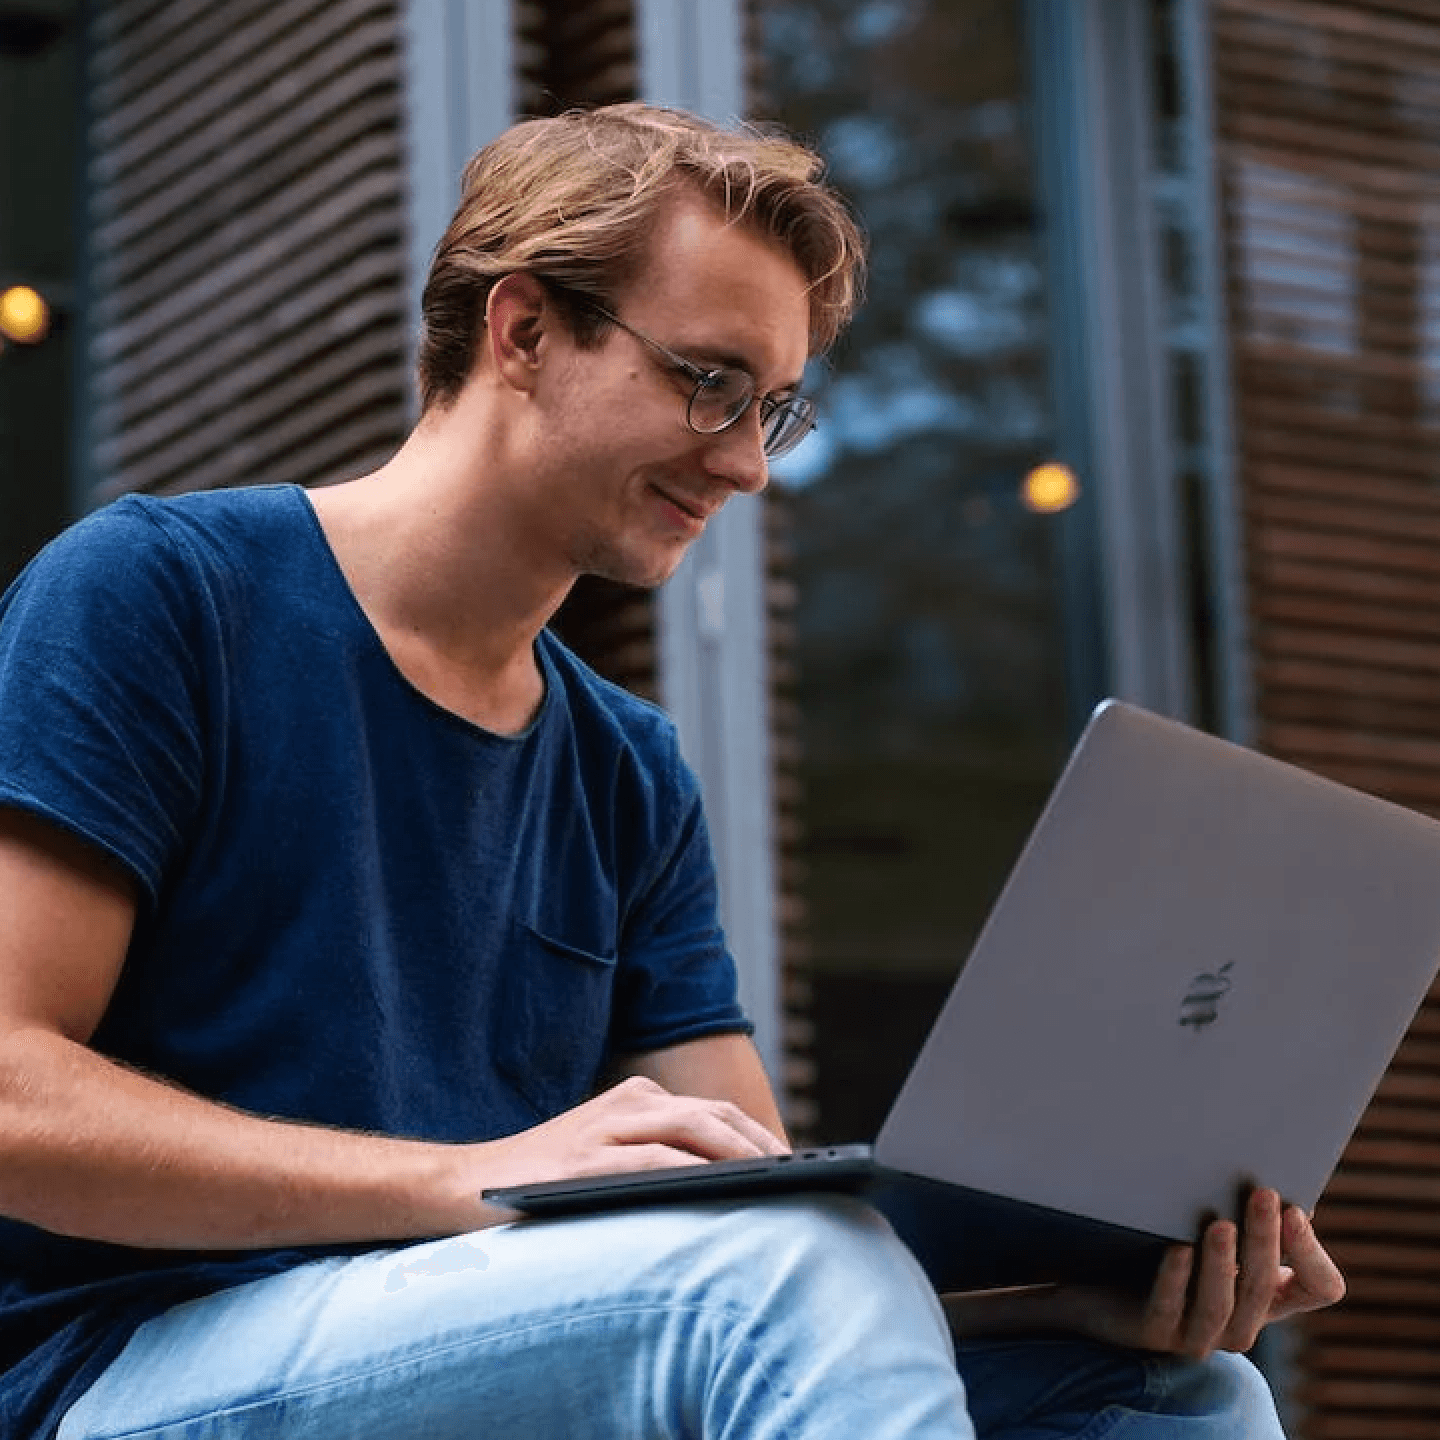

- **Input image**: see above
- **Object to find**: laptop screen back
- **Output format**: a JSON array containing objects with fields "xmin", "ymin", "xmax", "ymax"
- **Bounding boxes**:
[{"xmin": 876, "ymin": 701, "xmax": 1440, "ymax": 1240}]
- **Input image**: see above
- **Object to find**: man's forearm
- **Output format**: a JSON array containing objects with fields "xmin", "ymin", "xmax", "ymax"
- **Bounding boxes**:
[
  {"xmin": 0, "ymin": 1026, "xmax": 490, "ymax": 1249},
  {"xmin": 0, "ymin": 1028, "xmax": 784, "ymax": 1252}
]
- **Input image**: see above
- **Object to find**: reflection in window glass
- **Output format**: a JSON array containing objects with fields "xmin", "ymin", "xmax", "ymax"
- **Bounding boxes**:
[{"xmin": 760, "ymin": 0, "xmax": 1092, "ymax": 1140}]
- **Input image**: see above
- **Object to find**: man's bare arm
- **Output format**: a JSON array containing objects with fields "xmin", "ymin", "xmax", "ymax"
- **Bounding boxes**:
[{"xmin": 0, "ymin": 810, "xmax": 777, "ymax": 1250}]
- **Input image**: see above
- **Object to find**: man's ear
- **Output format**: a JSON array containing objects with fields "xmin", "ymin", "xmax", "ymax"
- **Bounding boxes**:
[{"xmin": 485, "ymin": 273, "xmax": 553, "ymax": 393}]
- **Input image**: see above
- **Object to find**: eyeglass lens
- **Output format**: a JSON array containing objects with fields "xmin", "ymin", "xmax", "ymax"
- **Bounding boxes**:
[
  {"xmin": 761, "ymin": 400, "xmax": 814, "ymax": 458},
  {"xmin": 687, "ymin": 371, "xmax": 814, "ymax": 458}
]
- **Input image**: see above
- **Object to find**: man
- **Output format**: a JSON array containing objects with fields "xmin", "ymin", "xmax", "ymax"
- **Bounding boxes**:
[{"xmin": 0, "ymin": 103, "xmax": 1342, "ymax": 1438}]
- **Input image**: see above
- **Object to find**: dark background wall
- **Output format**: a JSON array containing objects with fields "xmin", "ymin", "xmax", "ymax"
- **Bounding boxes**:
[{"xmin": 0, "ymin": 0, "xmax": 77, "ymax": 591}]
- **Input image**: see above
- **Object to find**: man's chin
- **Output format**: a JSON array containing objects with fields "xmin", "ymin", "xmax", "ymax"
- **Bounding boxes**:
[
  {"xmin": 579, "ymin": 543, "xmax": 690, "ymax": 592},
  {"xmin": 592, "ymin": 564, "xmax": 681, "ymax": 593}
]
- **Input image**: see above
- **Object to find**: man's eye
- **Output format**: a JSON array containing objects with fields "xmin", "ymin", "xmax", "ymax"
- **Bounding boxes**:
[{"xmin": 699, "ymin": 370, "xmax": 753, "ymax": 405}]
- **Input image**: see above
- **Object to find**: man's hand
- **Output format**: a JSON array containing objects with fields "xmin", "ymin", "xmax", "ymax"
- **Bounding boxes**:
[
  {"xmin": 942, "ymin": 1188, "xmax": 1346, "ymax": 1358},
  {"xmin": 1060, "ymin": 1188, "xmax": 1346, "ymax": 1358},
  {"xmin": 476, "ymin": 1074, "xmax": 789, "ymax": 1201}
]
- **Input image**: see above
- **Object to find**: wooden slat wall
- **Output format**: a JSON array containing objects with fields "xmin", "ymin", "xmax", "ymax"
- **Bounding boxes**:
[
  {"xmin": 1214, "ymin": 3, "xmax": 1440, "ymax": 1435},
  {"xmin": 83, "ymin": 0, "xmax": 412, "ymax": 502}
]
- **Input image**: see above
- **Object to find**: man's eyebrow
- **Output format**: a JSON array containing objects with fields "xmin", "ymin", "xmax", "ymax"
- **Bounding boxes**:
[{"xmin": 682, "ymin": 345, "xmax": 753, "ymax": 374}]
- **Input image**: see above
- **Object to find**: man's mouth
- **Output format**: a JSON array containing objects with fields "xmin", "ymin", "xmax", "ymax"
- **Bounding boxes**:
[{"xmin": 652, "ymin": 485, "xmax": 714, "ymax": 525}]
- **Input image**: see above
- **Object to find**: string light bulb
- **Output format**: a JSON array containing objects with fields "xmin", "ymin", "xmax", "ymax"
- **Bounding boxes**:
[
  {"xmin": 0, "ymin": 285, "xmax": 50, "ymax": 344},
  {"xmin": 1021, "ymin": 462, "xmax": 1080, "ymax": 514}
]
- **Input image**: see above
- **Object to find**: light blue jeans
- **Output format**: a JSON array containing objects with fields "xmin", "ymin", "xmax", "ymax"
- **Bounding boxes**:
[{"xmin": 58, "ymin": 1197, "xmax": 1285, "ymax": 1439}]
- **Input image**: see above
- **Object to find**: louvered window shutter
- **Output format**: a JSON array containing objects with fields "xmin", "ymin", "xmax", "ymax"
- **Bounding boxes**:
[
  {"xmin": 1216, "ymin": 3, "xmax": 1440, "ymax": 1434},
  {"xmin": 83, "ymin": 0, "xmax": 412, "ymax": 503}
]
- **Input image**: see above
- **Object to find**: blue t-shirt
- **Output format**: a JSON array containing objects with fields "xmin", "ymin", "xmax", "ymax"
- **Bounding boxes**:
[{"xmin": 0, "ymin": 484, "xmax": 750, "ymax": 1438}]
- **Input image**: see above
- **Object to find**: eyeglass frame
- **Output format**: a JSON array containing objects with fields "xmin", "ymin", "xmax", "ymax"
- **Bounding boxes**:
[{"xmin": 562, "ymin": 294, "xmax": 818, "ymax": 460}]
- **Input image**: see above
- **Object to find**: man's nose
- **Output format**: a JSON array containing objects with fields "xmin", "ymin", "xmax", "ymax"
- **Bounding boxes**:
[{"xmin": 703, "ymin": 411, "xmax": 770, "ymax": 495}]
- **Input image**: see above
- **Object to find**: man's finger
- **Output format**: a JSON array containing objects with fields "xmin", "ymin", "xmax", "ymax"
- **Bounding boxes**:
[
  {"xmin": 605, "ymin": 1142, "xmax": 713, "ymax": 1173},
  {"xmin": 707, "ymin": 1097, "xmax": 791, "ymax": 1156},
  {"xmin": 599, "ymin": 1078, "xmax": 786, "ymax": 1157},
  {"xmin": 1225, "ymin": 1189, "xmax": 1283, "ymax": 1351},
  {"xmin": 1140, "ymin": 1244, "xmax": 1194, "ymax": 1350},
  {"xmin": 1180, "ymin": 1221, "xmax": 1239, "ymax": 1357},
  {"xmin": 602, "ymin": 1093, "xmax": 776, "ymax": 1162},
  {"xmin": 1275, "ymin": 1207, "xmax": 1346, "ymax": 1317},
  {"xmin": 667, "ymin": 1101, "xmax": 781, "ymax": 1161}
]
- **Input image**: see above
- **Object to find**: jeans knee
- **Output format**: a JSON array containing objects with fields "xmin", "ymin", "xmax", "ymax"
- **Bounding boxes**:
[
  {"xmin": 1210, "ymin": 1352, "xmax": 1283, "ymax": 1422},
  {"xmin": 714, "ymin": 1193, "xmax": 914, "ymax": 1275},
  {"xmin": 690, "ymin": 1195, "xmax": 948, "ymax": 1342},
  {"xmin": 1163, "ymin": 1350, "xmax": 1284, "ymax": 1432}
]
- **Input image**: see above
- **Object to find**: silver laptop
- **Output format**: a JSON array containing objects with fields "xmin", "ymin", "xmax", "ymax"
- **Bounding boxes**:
[{"xmin": 485, "ymin": 700, "xmax": 1440, "ymax": 1292}]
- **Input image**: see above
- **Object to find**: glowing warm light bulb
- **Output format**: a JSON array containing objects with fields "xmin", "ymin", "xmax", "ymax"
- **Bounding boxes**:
[
  {"xmin": 0, "ymin": 286, "xmax": 50, "ymax": 344},
  {"xmin": 1021, "ymin": 462, "xmax": 1080, "ymax": 514}
]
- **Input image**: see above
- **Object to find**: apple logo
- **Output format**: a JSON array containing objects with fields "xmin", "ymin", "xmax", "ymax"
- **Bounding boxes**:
[{"xmin": 1179, "ymin": 961, "xmax": 1234, "ymax": 1031}]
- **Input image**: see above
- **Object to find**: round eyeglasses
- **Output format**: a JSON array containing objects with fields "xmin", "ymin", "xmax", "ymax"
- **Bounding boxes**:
[{"xmin": 581, "ymin": 302, "xmax": 817, "ymax": 460}]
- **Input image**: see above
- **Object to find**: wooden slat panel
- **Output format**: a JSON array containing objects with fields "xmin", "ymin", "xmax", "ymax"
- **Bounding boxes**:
[
  {"xmin": 1221, "ymin": 104, "xmax": 1440, "ymax": 175},
  {"xmin": 1217, "ymin": 0, "xmax": 1440, "ymax": 63},
  {"xmin": 765, "ymin": 485, "xmax": 817, "ymax": 1133},
  {"xmin": 1244, "ymin": 433, "xmax": 1434, "ymax": 487},
  {"xmin": 84, "ymin": 0, "xmax": 410, "ymax": 500},
  {"xmin": 1308, "ymin": 1308, "xmax": 1440, "ymax": 1342},
  {"xmin": 1324, "ymin": 1169, "xmax": 1440, "ymax": 1204},
  {"xmin": 545, "ymin": 0, "xmax": 638, "ymax": 106},
  {"xmin": 1226, "ymin": 162, "xmax": 1428, "ymax": 228},
  {"xmin": 1251, "ymin": 490, "xmax": 1440, "ymax": 548},
  {"xmin": 1252, "ymin": 462, "xmax": 1440, "ymax": 516},
  {"xmin": 95, "ymin": 60, "xmax": 404, "ymax": 307},
  {"xmin": 1222, "ymin": 49, "xmax": 1440, "ymax": 118},
  {"xmin": 94, "ymin": 92, "xmax": 404, "ymax": 330},
  {"xmin": 1306, "ymin": 1422, "xmax": 1440, "ymax": 1440},
  {"xmin": 512, "ymin": 1, "xmax": 550, "ymax": 117},
  {"xmin": 1216, "ymin": 3, "xmax": 1440, "ymax": 1434},
  {"xmin": 98, "ymin": 220, "xmax": 403, "ymax": 466},
  {"xmin": 94, "ymin": 6, "xmax": 398, "ymax": 254},
  {"xmin": 1257, "ymin": 589, "xmax": 1440, "ymax": 643},
  {"xmin": 1235, "ymin": 341, "xmax": 1427, "ymax": 384},
  {"xmin": 90, "ymin": 0, "xmax": 284, "ymax": 118},
  {"xmin": 97, "ymin": 180, "xmax": 401, "ymax": 412}
]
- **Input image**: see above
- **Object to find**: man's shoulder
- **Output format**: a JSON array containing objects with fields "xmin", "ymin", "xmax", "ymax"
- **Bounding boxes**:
[
  {"xmin": 106, "ymin": 483, "xmax": 310, "ymax": 560},
  {"xmin": 537, "ymin": 630, "xmax": 682, "ymax": 770},
  {"xmin": 15, "ymin": 484, "xmax": 310, "ymax": 592}
]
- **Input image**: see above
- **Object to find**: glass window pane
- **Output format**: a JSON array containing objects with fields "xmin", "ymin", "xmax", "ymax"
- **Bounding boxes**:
[{"xmin": 760, "ymin": 0, "xmax": 1097, "ymax": 1141}]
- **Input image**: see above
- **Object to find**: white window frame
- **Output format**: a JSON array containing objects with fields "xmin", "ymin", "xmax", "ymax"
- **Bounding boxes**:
[
  {"xmin": 1029, "ymin": 0, "xmax": 1196, "ymax": 723},
  {"xmin": 403, "ymin": 0, "xmax": 515, "ymax": 414}
]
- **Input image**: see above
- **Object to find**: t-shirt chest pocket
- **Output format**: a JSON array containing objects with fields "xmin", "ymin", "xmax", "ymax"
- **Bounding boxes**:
[{"xmin": 493, "ymin": 917, "xmax": 619, "ymax": 1122}]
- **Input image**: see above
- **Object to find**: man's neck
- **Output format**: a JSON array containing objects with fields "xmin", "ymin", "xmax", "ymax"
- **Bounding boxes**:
[{"xmin": 306, "ymin": 405, "xmax": 575, "ymax": 735}]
